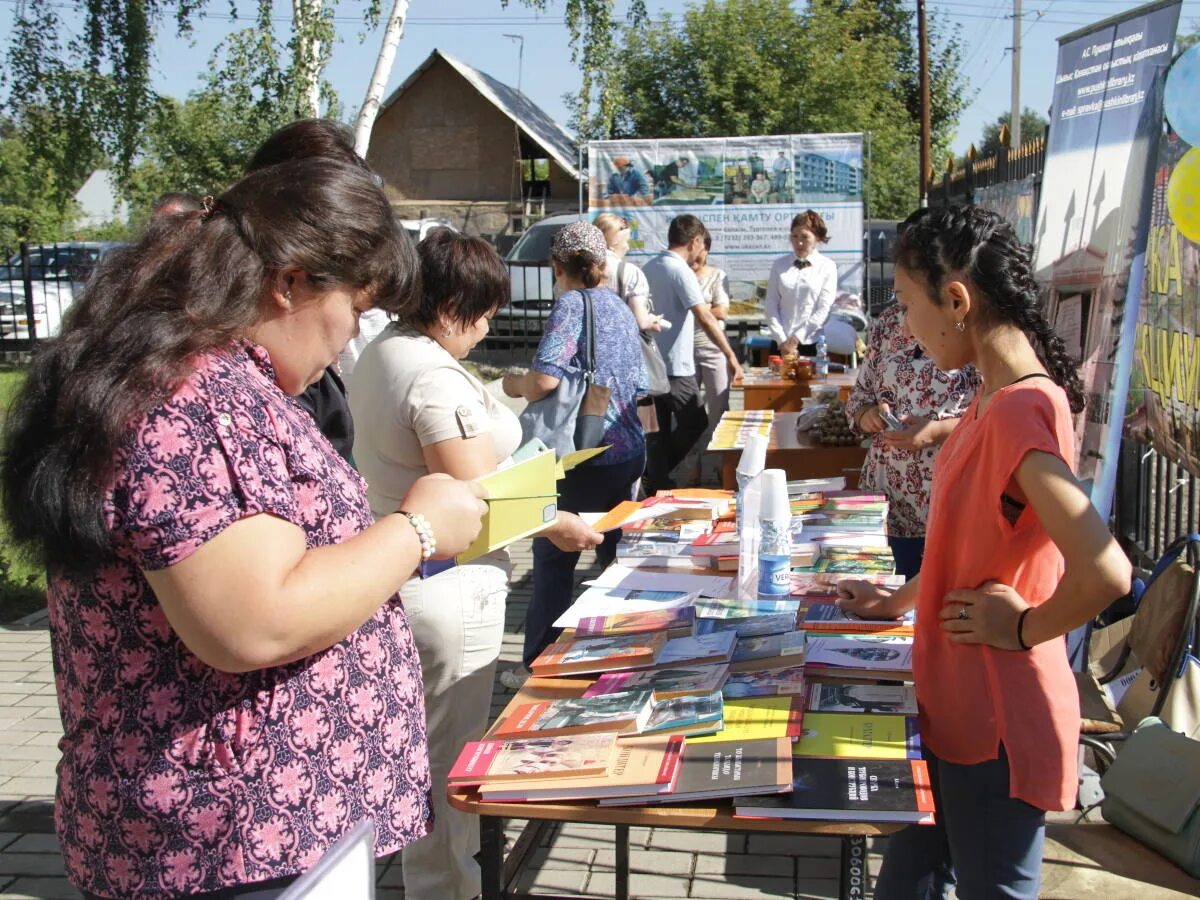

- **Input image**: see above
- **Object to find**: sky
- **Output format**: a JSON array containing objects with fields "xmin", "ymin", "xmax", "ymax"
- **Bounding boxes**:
[{"xmin": 37, "ymin": 0, "xmax": 1200, "ymax": 158}]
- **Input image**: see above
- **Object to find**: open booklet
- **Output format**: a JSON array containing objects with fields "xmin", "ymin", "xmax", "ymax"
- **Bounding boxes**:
[{"xmin": 458, "ymin": 440, "xmax": 609, "ymax": 563}]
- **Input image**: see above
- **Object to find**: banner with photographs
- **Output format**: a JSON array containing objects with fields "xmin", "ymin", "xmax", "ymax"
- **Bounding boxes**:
[
  {"xmin": 587, "ymin": 133, "xmax": 865, "ymax": 305},
  {"xmin": 1130, "ymin": 43, "xmax": 1200, "ymax": 475},
  {"xmin": 973, "ymin": 175, "xmax": 1038, "ymax": 245},
  {"xmin": 1032, "ymin": 0, "xmax": 1181, "ymax": 518}
]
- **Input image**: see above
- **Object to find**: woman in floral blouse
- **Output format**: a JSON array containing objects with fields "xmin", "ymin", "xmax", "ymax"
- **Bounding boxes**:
[
  {"xmin": 0, "ymin": 159, "xmax": 488, "ymax": 898},
  {"xmin": 845, "ymin": 302, "xmax": 980, "ymax": 578}
]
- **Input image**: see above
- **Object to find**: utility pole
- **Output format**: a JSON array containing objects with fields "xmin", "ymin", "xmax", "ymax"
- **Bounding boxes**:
[
  {"xmin": 503, "ymin": 34, "xmax": 525, "ymax": 99},
  {"xmin": 1011, "ymin": 0, "xmax": 1022, "ymax": 149},
  {"xmin": 917, "ymin": 0, "xmax": 930, "ymax": 205}
]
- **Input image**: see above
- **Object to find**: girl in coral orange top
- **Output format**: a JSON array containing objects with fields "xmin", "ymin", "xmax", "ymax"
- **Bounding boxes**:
[{"xmin": 839, "ymin": 206, "xmax": 1131, "ymax": 899}]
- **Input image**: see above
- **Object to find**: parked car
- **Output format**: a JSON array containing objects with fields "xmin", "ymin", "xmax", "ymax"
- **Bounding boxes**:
[
  {"xmin": 399, "ymin": 217, "xmax": 456, "ymax": 243},
  {"xmin": 0, "ymin": 242, "xmax": 122, "ymax": 341},
  {"xmin": 494, "ymin": 213, "xmax": 580, "ymax": 339}
]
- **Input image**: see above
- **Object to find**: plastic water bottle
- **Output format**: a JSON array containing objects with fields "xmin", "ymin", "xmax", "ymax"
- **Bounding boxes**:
[
  {"xmin": 757, "ymin": 469, "xmax": 792, "ymax": 599},
  {"xmin": 814, "ymin": 333, "xmax": 829, "ymax": 379}
]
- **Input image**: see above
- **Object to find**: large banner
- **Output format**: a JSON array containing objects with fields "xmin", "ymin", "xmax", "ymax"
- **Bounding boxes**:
[
  {"xmin": 974, "ymin": 175, "xmax": 1038, "ymax": 245},
  {"xmin": 1033, "ymin": 0, "xmax": 1180, "ymax": 518},
  {"xmin": 1130, "ymin": 45, "xmax": 1200, "ymax": 474},
  {"xmin": 587, "ymin": 134, "xmax": 865, "ymax": 305}
]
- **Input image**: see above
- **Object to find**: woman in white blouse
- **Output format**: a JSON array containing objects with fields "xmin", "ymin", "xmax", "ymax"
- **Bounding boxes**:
[
  {"xmin": 349, "ymin": 231, "xmax": 601, "ymax": 900},
  {"xmin": 764, "ymin": 209, "xmax": 839, "ymax": 355}
]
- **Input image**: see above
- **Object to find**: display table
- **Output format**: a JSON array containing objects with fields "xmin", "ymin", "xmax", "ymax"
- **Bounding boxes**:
[
  {"xmin": 449, "ymin": 676, "xmax": 899, "ymax": 900},
  {"xmin": 733, "ymin": 371, "xmax": 857, "ymax": 413},
  {"xmin": 711, "ymin": 411, "xmax": 867, "ymax": 489}
]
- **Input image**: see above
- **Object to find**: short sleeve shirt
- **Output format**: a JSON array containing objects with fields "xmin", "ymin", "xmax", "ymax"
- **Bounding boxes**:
[
  {"xmin": 915, "ymin": 379, "xmax": 1080, "ymax": 811},
  {"xmin": 641, "ymin": 251, "xmax": 704, "ymax": 376},
  {"xmin": 531, "ymin": 287, "xmax": 647, "ymax": 463},
  {"xmin": 53, "ymin": 342, "xmax": 432, "ymax": 898},
  {"xmin": 349, "ymin": 324, "xmax": 524, "ymax": 518}
]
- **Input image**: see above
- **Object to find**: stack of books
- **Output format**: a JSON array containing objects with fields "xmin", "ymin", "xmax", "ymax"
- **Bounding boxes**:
[{"xmin": 708, "ymin": 410, "xmax": 775, "ymax": 451}]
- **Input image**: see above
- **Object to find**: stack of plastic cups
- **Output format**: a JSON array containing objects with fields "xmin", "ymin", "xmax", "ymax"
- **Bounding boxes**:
[
  {"xmin": 735, "ymin": 432, "xmax": 768, "ymax": 533},
  {"xmin": 757, "ymin": 468, "xmax": 793, "ymax": 599}
]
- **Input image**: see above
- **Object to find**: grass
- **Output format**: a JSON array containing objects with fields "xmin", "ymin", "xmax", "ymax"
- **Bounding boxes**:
[{"xmin": 0, "ymin": 364, "xmax": 48, "ymax": 624}]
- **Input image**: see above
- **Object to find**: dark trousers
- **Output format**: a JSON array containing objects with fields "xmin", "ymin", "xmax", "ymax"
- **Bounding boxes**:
[
  {"xmin": 522, "ymin": 453, "xmax": 646, "ymax": 669},
  {"xmin": 874, "ymin": 745, "xmax": 1046, "ymax": 900},
  {"xmin": 889, "ymin": 534, "xmax": 926, "ymax": 582},
  {"xmin": 644, "ymin": 375, "xmax": 707, "ymax": 495}
]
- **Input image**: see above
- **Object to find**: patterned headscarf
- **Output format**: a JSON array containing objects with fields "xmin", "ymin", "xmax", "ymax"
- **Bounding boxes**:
[{"xmin": 551, "ymin": 220, "xmax": 608, "ymax": 265}]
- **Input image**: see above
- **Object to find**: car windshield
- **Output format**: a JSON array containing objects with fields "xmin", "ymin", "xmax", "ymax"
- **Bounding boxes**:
[
  {"xmin": 509, "ymin": 224, "xmax": 564, "ymax": 263},
  {"xmin": 2, "ymin": 246, "xmax": 101, "ymax": 280}
]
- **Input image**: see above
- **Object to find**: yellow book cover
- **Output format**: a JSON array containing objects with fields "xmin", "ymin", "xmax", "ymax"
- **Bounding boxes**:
[
  {"xmin": 792, "ymin": 712, "xmax": 922, "ymax": 760},
  {"xmin": 458, "ymin": 450, "xmax": 559, "ymax": 563},
  {"xmin": 688, "ymin": 694, "xmax": 803, "ymax": 744}
]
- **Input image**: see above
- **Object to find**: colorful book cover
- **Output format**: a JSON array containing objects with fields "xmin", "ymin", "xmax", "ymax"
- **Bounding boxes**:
[
  {"xmin": 689, "ymin": 694, "xmax": 805, "ymax": 745},
  {"xmin": 695, "ymin": 597, "xmax": 803, "ymax": 619},
  {"xmin": 576, "ymin": 606, "xmax": 697, "ymax": 638},
  {"xmin": 787, "ymin": 476, "xmax": 846, "ymax": 495},
  {"xmin": 657, "ymin": 631, "xmax": 737, "ymax": 667},
  {"xmin": 722, "ymin": 666, "xmax": 806, "ymax": 699},
  {"xmin": 530, "ymin": 631, "xmax": 667, "ymax": 676},
  {"xmin": 694, "ymin": 611, "xmax": 798, "ymax": 638},
  {"xmin": 808, "ymin": 557, "xmax": 896, "ymax": 575},
  {"xmin": 582, "ymin": 664, "xmax": 730, "ymax": 700},
  {"xmin": 493, "ymin": 690, "xmax": 655, "ymax": 738},
  {"xmin": 801, "ymin": 602, "xmax": 914, "ymax": 636},
  {"xmin": 448, "ymin": 733, "xmax": 617, "ymax": 785},
  {"xmin": 731, "ymin": 630, "xmax": 807, "ymax": 664},
  {"xmin": 804, "ymin": 635, "xmax": 914, "ymax": 673},
  {"xmin": 806, "ymin": 683, "xmax": 918, "ymax": 715},
  {"xmin": 733, "ymin": 757, "xmax": 935, "ymax": 824},
  {"xmin": 793, "ymin": 712, "xmax": 921, "ymax": 760},
  {"xmin": 640, "ymin": 691, "xmax": 724, "ymax": 735},
  {"xmin": 459, "ymin": 449, "xmax": 559, "ymax": 563},
  {"xmin": 602, "ymin": 736, "xmax": 792, "ymax": 805}
]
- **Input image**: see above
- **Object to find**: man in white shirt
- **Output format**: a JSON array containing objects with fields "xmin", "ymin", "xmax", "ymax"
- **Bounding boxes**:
[
  {"xmin": 641, "ymin": 215, "xmax": 744, "ymax": 493},
  {"xmin": 764, "ymin": 209, "xmax": 839, "ymax": 355},
  {"xmin": 771, "ymin": 150, "xmax": 790, "ymax": 196}
]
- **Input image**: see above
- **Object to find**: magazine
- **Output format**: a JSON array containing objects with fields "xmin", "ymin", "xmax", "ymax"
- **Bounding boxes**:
[{"xmin": 722, "ymin": 666, "xmax": 806, "ymax": 699}]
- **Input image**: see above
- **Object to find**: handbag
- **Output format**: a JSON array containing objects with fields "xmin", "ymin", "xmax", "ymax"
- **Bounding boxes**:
[
  {"xmin": 518, "ymin": 290, "xmax": 612, "ymax": 458},
  {"xmin": 1101, "ymin": 716, "xmax": 1200, "ymax": 876},
  {"xmin": 618, "ymin": 260, "xmax": 670, "ymax": 397}
]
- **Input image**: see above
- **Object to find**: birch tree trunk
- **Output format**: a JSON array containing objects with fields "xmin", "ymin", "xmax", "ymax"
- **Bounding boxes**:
[
  {"xmin": 354, "ymin": 0, "xmax": 410, "ymax": 157},
  {"xmin": 292, "ymin": 0, "xmax": 324, "ymax": 117}
]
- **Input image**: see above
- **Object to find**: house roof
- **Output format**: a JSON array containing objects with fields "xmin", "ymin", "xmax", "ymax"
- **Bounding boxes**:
[{"xmin": 378, "ymin": 48, "xmax": 580, "ymax": 179}]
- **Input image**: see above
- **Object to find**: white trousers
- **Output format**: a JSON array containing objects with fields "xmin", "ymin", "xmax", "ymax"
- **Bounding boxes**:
[{"xmin": 400, "ymin": 553, "xmax": 511, "ymax": 900}]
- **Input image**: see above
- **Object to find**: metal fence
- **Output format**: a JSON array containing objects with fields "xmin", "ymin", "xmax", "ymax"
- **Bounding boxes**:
[
  {"xmin": 926, "ymin": 134, "xmax": 1047, "ymax": 211},
  {"xmin": 0, "ymin": 242, "xmax": 109, "ymax": 353},
  {"xmin": 1115, "ymin": 439, "xmax": 1200, "ymax": 570}
]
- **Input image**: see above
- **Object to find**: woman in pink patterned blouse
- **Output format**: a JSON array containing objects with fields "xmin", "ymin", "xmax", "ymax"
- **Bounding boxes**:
[
  {"xmin": 0, "ymin": 159, "xmax": 488, "ymax": 898},
  {"xmin": 845, "ymin": 302, "xmax": 980, "ymax": 579}
]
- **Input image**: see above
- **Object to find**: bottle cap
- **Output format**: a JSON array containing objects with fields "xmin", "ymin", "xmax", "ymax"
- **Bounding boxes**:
[
  {"xmin": 758, "ymin": 468, "xmax": 790, "ymax": 519},
  {"xmin": 736, "ymin": 432, "xmax": 768, "ymax": 477}
]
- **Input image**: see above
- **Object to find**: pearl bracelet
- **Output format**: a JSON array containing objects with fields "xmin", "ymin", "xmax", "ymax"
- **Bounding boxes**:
[{"xmin": 398, "ymin": 511, "xmax": 437, "ymax": 561}]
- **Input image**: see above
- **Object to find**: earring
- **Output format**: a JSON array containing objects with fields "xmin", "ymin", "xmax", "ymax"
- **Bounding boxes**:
[
  {"xmin": 283, "ymin": 290, "xmax": 293, "ymax": 306},
  {"xmin": 955, "ymin": 320, "xmax": 965, "ymax": 333},
  {"xmin": 441, "ymin": 326, "xmax": 452, "ymax": 338}
]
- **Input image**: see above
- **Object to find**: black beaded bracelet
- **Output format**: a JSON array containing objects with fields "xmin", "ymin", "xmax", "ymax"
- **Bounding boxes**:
[{"xmin": 1016, "ymin": 607, "xmax": 1033, "ymax": 651}]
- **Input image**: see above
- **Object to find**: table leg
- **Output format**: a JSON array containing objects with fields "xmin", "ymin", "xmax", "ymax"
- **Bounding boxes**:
[
  {"xmin": 839, "ymin": 834, "xmax": 868, "ymax": 900},
  {"xmin": 480, "ymin": 815, "xmax": 505, "ymax": 900},
  {"xmin": 615, "ymin": 823, "xmax": 630, "ymax": 900}
]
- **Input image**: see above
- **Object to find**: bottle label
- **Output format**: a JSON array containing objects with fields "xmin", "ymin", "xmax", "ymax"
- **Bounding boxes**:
[{"xmin": 757, "ymin": 554, "xmax": 791, "ymax": 597}]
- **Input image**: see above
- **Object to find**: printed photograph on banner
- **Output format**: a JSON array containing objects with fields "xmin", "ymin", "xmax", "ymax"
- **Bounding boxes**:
[
  {"xmin": 1031, "ymin": 1, "xmax": 1181, "ymax": 513},
  {"xmin": 974, "ymin": 176, "xmax": 1037, "ymax": 245},
  {"xmin": 791, "ymin": 134, "xmax": 864, "ymax": 204},
  {"xmin": 651, "ymin": 142, "xmax": 723, "ymax": 206},
  {"xmin": 723, "ymin": 138, "xmax": 791, "ymax": 205},
  {"xmin": 589, "ymin": 143, "xmax": 655, "ymax": 209},
  {"xmin": 1130, "ymin": 127, "xmax": 1200, "ymax": 477}
]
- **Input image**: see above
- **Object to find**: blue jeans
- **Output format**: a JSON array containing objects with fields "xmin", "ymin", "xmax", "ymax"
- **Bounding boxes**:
[
  {"xmin": 889, "ymin": 534, "xmax": 925, "ymax": 581},
  {"xmin": 522, "ymin": 453, "xmax": 646, "ymax": 668},
  {"xmin": 874, "ymin": 745, "xmax": 1046, "ymax": 900}
]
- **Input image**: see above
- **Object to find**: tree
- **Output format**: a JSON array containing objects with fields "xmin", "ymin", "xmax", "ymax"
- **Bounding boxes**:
[
  {"xmin": 0, "ymin": 121, "xmax": 80, "ymax": 258},
  {"xmin": 978, "ymin": 107, "xmax": 1050, "ymax": 157},
  {"xmin": 613, "ymin": 0, "xmax": 922, "ymax": 217}
]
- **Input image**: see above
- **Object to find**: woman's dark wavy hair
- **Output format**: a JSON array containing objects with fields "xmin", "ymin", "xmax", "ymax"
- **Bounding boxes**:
[
  {"xmin": 2, "ymin": 158, "xmax": 413, "ymax": 574},
  {"xmin": 894, "ymin": 204, "xmax": 1085, "ymax": 413},
  {"xmin": 403, "ymin": 229, "xmax": 510, "ymax": 330}
]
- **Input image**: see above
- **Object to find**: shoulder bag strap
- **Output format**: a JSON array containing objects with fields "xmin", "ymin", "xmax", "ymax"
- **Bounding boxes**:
[{"xmin": 581, "ymin": 289, "xmax": 597, "ymax": 381}]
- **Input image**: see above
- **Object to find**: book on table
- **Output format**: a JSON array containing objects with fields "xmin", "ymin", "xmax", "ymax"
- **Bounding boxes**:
[
  {"xmin": 582, "ymin": 663, "xmax": 730, "ymax": 700},
  {"xmin": 806, "ymin": 682, "xmax": 918, "ymax": 715},
  {"xmin": 800, "ymin": 602, "xmax": 915, "ymax": 637},
  {"xmin": 656, "ymin": 631, "xmax": 737, "ymax": 667},
  {"xmin": 730, "ymin": 630, "xmax": 807, "ymax": 666},
  {"xmin": 722, "ymin": 666, "xmax": 806, "ymax": 699},
  {"xmin": 600, "ymin": 736, "xmax": 793, "ymax": 806},
  {"xmin": 575, "ymin": 605, "xmax": 696, "ymax": 638},
  {"xmin": 787, "ymin": 476, "xmax": 846, "ymax": 495},
  {"xmin": 733, "ymin": 757, "xmax": 935, "ymax": 824},
  {"xmin": 695, "ymin": 597, "xmax": 802, "ymax": 619},
  {"xmin": 529, "ymin": 631, "xmax": 668, "ymax": 677},
  {"xmin": 803, "ymin": 635, "xmax": 913, "ymax": 677},
  {"xmin": 448, "ymin": 733, "xmax": 618, "ymax": 786},
  {"xmin": 478, "ymin": 734, "xmax": 685, "ymax": 802},
  {"xmin": 793, "ymin": 712, "xmax": 921, "ymax": 760},
  {"xmin": 694, "ymin": 611, "xmax": 799, "ymax": 639},
  {"xmin": 790, "ymin": 572, "xmax": 905, "ymax": 599},
  {"xmin": 688, "ymin": 694, "xmax": 805, "ymax": 744},
  {"xmin": 491, "ymin": 690, "xmax": 656, "ymax": 739},
  {"xmin": 637, "ymin": 691, "xmax": 724, "ymax": 737}
]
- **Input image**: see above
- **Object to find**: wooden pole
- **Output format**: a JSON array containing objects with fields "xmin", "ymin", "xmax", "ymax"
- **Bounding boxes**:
[{"xmin": 918, "ymin": 0, "xmax": 931, "ymax": 206}]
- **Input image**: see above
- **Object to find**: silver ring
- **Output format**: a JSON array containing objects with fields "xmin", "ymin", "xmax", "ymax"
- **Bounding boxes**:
[{"xmin": 957, "ymin": 607, "xmax": 969, "ymax": 621}]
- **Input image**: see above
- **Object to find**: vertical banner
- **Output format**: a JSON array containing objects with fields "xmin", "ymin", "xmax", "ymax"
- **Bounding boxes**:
[
  {"xmin": 1032, "ymin": 0, "xmax": 1181, "ymax": 518},
  {"xmin": 1130, "ymin": 45, "xmax": 1200, "ymax": 475},
  {"xmin": 588, "ymin": 134, "xmax": 865, "ymax": 308},
  {"xmin": 973, "ymin": 176, "xmax": 1038, "ymax": 245}
]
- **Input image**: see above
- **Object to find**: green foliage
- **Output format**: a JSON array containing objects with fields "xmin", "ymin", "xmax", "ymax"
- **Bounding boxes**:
[
  {"xmin": 1179, "ymin": 24, "xmax": 1198, "ymax": 54},
  {"xmin": 978, "ymin": 107, "xmax": 1050, "ymax": 158},
  {"xmin": 613, "ymin": 0, "xmax": 936, "ymax": 217},
  {"xmin": 0, "ymin": 125, "xmax": 81, "ymax": 258}
]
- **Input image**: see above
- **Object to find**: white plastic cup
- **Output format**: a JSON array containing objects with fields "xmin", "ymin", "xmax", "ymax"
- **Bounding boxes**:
[
  {"xmin": 758, "ymin": 468, "xmax": 790, "ymax": 521},
  {"xmin": 736, "ymin": 432, "xmax": 768, "ymax": 478}
]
